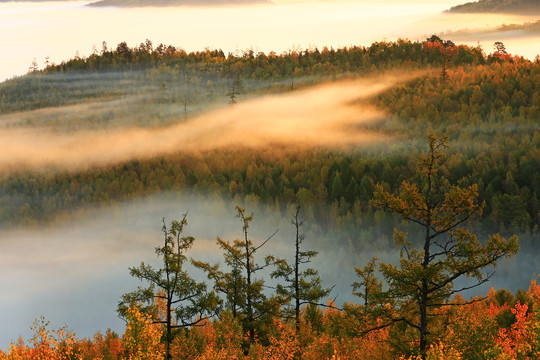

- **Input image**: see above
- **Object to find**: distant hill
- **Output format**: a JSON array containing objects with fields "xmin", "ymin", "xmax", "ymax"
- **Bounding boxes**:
[
  {"xmin": 446, "ymin": 0, "xmax": 540, "ymax": 14},
  {"xmin": 87, "ymin": 0, "xmax": 270, "ymax": 7},
  {"xmin": 0, "ymin": 0, "xmax": 75, "ymax": 2},
  {"xmin": 440, "ymin": 20, "xmax": 540, "ymax": 41}
]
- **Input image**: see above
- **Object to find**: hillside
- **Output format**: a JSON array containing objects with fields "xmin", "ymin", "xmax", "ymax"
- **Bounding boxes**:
[
  {"xmin": 0, "ymin": 0, "xmax": 75, "ymax": 2},
  {"xmin": 441, "ymin": 20, "xmax": 540, "ymax": 41},
  {"xmin": 446, "ymin": 0, "xmax": 540, "ymax": 13},
  {"xmin": 0, "ymin": 37, "xmax": 539, "ymax": 359},
  {"xmin": 1, "ymin": 38, "xmax": 538, "ymax": 239}
]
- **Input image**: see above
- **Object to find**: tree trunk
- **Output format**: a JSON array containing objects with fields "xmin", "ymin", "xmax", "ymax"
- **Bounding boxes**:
[
  {"xmin": 166, "ymin": 296, "xmax": 172, "ymax": 360},
  {"xmin": 244, "ymin": 222, "xmax": 255, "ymax": 342},
  {"xmin": 294, "ymin": 210, "xmax": 300, "ymax": 332},
  {"xmin": 420, "ymin": 154, "xmax": 434, "ymax": 359}
]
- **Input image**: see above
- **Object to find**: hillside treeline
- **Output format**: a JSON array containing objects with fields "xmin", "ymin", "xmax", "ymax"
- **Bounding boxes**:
[
  {"xmin": 447, "ymin": 0, "xmax": 540, "ymax": 13},
  {"xmin": 0, "ymin": 38, "xmax": 485, "ymax": 115}
]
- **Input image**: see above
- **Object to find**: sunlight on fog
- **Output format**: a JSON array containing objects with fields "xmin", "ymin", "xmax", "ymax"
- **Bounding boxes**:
[
  {"xmin": 0, "ymin": 193, "xmax": 395, "ymax": 348},
  {"xmin": 0, "ymin": 74, "xmax": 416, "ymax": 173}
]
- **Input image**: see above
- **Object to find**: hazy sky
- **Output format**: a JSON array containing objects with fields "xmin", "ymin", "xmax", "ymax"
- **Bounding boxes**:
[{"xmin": 1, "ymin": 0, "xmax": 539, "ymax": 82}]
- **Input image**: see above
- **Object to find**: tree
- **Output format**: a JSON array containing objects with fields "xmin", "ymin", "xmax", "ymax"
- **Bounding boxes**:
[
  {"xmin": 352, "ymin": 256, "xmax": 382, "ymax": 309},
  {"xmin": 183, "ymin": 72, "xmax": 190, "ymax": 118},
  {"xmin": 123, "ymin": 305, "xmax": 164, "ymax": 360},
  {"xmin": 271, "ymin": 204, "xmax": 333, "ymax": 331},
  {"xmin": 28, "ymin": 58, "xmax": 38, "ymax": 73},
  {"xmin": 370, "ymin": 134, "xmax": 519, "ymax": 358},
  {"xmin": 424, "ymin": 35, "xmax": 457, "ymax": 83},
  {"xmin": 494, "ymin": 41, "xmax": 507, "ymax": 55},
  {"xmin": 118, "ymin": 215, "xmax": 220, "ymax": 360},
  {"xmin": 226, "ymin": 75, "xmax": 243, "ymax": 104},
  {"xmin": 101, "ymin": 41, "xmax": 108, "ymax": 55},
  {"xmin": 194, "ymin": 206, "xmax": 280, "ymax": 345}
]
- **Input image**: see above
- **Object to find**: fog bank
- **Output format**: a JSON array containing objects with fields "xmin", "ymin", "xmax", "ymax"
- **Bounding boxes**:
[
  {"xmin": 0, "ymin": 75, "xmax": 408, "ymax": 173},
  {"xmin": 0, "ymin": 191, "xmax": 534, "ymax": 350},
  {"xmin": 0, "ymin": 192, "xmax": 395, "ymax": 349}
]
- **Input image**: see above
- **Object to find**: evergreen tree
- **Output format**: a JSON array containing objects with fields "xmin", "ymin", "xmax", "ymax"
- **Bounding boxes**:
[
  {"xmin": 271, "ymin": 205, "xmax": 333, "ymax": 331},
  {"xmin": 193, "ymin": 206, "xmax": 281, "ymax": 346},
  {"xmin": 352, "ymin": 256, "xmax": 382, "ymax": 309},
  {"xmin": 370, "ymin": 134, "xmax": 519, "ymax": 358},
  {"xmin": 118, "ymin": 215, "xmax": 220, "ymax": 360}
]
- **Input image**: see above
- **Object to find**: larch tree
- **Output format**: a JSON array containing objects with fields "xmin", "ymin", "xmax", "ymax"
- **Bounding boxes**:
[
  {"xmin": 193, "ymin": 206, "xmax": 280, "ymax": 345},
  {"xmin": 352, "ymin": 256, "xmax": 383, "ymax": 310},
  {"xmin": 226, "ymin": 74, "xmax": 243, "ymax": 104},
  {"xmin": 271, "ymin": 204, "xmax": 333, "ymax": 331},
  {"xmin": 370, "ymin": 134, "xmax": 519, "ymax": 358},
  {"xmin": 118, "ymin": 214, "xmax": 220, "ymax": 360}
]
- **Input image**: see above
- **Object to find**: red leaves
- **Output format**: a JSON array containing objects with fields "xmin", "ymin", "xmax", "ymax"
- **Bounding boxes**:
[
  {"xmin": 423, "ymin": 41, "xmax": 458, "ymax": 57},
  {"xmin": 495, "ymin": 301, "xmax": 537, "ymax": 359},
  {"xmin": 4, "ymin": 287, "xmax": 540, "ymax": 360}
]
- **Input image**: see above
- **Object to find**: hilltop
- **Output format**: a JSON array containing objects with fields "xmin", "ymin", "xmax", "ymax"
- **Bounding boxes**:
[
  {"xmin": 1, "ymin": 38, "xmax": 538, "ymax": 237},
  {"xmin": 446, "ymin": 0, "xmax": 540, "ymax": 14}
]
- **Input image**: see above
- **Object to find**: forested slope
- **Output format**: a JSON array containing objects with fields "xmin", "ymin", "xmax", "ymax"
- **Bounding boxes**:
[
  {"xmin": 447, "ymin": 0, "xmax": 540, "ymax": 13},
  {"xmin": 87, "ymin": 0, "xmax": 270, "ymax": 7},
  {"xmin": 0, "ymin": 38, "xmax": 537, "ymax": 240}
]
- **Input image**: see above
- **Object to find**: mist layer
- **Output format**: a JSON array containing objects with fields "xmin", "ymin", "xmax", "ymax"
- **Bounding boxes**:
[{"xmin": 0, "ymin": 75, "xmax": 408, "ymax": 173}]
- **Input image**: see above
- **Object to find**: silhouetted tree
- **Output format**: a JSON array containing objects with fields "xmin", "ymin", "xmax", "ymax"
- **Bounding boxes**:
[
  {"xmin": 28, "ymin": 58, "xmax": 38, "ymax": 73},
  {"xmin": 494, "ymin": 41, "xmax": 507, "ymax": 54},
  {"xmin": 227, "ymin": 75, "xmax": 243, "ymax": 104}
]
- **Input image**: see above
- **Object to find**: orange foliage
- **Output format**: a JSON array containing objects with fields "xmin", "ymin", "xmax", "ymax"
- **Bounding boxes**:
[
  {"xmin": 494, "ymin": 301, "xmax": 538, "ymax": 359},
  {"xmin": 422, "ymin": 41, "xmax": 458, "ymax": 57},
  {"xmin": 4, "ymin": 280, "xmax": 540, "ymax": 360}
]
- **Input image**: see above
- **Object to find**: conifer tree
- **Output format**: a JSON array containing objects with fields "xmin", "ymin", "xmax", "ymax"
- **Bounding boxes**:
[
  {"xmin": 118, "ymin": 215, "xmax": 220, "ymax": 360},
  {"xmin": 193, "ymin": 206, "xmax": 280, "ymax": 345},
  {"xmin": 271, "ymin": 205, "xmax": 333, "ymax": 331},
  {"xmin": 370, "ymin": 134, "xmax": 519, "ymax": 358},
  {"xmin": 352, "ymin": 256, "xmax": 383, "ymax": 309}
]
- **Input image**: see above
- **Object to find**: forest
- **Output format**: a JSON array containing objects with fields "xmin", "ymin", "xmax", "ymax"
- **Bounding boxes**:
[
  {"xmin": 0, "ymin": 38, "xmax": 537, "ymax": 238},
  {"xmin": 0, "ymin": 36, "xmax": 539, "ymax": 359},
  {"xmin": 446, "ymin": 0, "xmax": 540, "ymax": 13}
]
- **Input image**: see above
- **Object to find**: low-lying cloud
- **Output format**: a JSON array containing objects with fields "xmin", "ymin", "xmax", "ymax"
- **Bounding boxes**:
[
  {"xmin": 0, "ymin": 74, "xmax": 414, "ymax": 173},
  {"xmin": 0, "ymin": 192, "xmax": 398, "ymax": 349},
  {"xmin": 0, "ymin": 191, "xmax": 533, "ymax": 350}
]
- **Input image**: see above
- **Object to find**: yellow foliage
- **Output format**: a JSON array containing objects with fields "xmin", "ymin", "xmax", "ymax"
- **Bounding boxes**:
[
  {"xmin": 400, "ymin": 341, "xmax": 462, "ymax": 360},
  {"xmin": 123, "ymin": 305, "xmax": 164, "ymax": 360}
]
